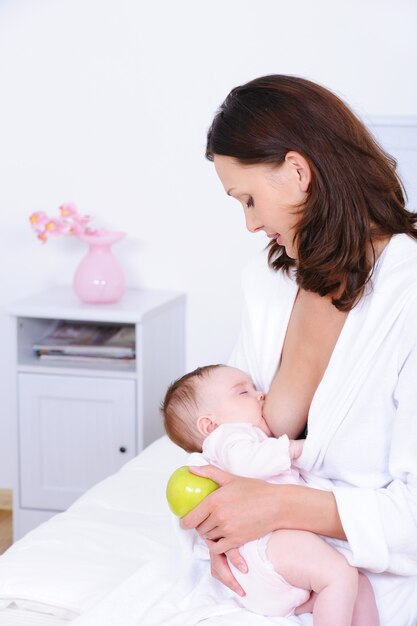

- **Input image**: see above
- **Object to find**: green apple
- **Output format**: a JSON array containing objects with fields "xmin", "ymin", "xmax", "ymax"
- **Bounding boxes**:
[{"xmin": 166, "ymin": 466, "xmax": 219, "ymax": 517}]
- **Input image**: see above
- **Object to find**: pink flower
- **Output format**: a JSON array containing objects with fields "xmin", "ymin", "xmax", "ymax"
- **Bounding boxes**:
[
  {"xmin": 29, "ymin": 203, "xmax": 97, "ymax": 244},
  {"xmin": 59, "ymin": 203, "xmax": 90, "ymax": 224},
  {"xmin": 44, "ymin": 219, "xmax": 65, "ymax": 235},
  {"xmin": 59, "ymin": 203, "xmax": 78, "ymax": 218},
  {"xmin": 29, "ymin": 211, "xmax": 48, "ymax": 233},
  {"xmin": 37, "ymin": 232, "xmax": 49, "ymax": 244}
]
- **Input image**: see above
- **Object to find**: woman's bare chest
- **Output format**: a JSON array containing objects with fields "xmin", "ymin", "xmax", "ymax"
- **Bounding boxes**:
[
  {"xmin": 275, "ymin": 289, "xmax": 348, "ymax": 418},
  {"xmin": 285, "ymin": 290, "xmax": 347, "ymax": 370}
]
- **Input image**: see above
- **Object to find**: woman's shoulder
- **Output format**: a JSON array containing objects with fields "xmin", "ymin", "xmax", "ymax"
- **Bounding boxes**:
[
  {"xmin": 379, "ymin": 233, "xmax": 417, "ymax": 274},
  {"xmin": 372, "ymin": 234, "xmax": 417, "ymax": 302},
  {"xmin": 373, "ymin": 235, "xmax": 417, "ymax": 349}
]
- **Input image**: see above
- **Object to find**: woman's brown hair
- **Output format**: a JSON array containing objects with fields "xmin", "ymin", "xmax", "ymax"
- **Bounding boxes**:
[{"xmin": 206, "ymin": 74, "xmax": 417, "ymax": 310}]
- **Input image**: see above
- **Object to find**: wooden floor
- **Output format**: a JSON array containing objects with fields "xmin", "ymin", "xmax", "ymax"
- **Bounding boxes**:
[
  {"xmin": 0, "ymin": 509, "xmax": 13, "ymax": 554},
  {"xmin": 0, "ymin": 489, "xmax": 13, "ymax": 554}
]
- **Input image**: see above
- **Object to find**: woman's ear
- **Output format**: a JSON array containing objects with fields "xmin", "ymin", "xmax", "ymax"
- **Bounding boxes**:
[
  {"xmin": 196, "ymin": 414, "xmax": 218, "ymax": 437},
  {"xmin": 285, "ymin": 151, "xmax": 311, "ymax": 192}
]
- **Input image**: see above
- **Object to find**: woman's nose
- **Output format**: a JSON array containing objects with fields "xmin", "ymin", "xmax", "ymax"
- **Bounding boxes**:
[{"xmin": 244, "ymin": 211, "xmax": 263, "ymax": 233}]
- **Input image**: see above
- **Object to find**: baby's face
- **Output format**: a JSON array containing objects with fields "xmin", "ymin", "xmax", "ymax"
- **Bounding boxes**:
[{"xmin": 202, "ymin": 366, "xmax": 272, "ymax": 436}]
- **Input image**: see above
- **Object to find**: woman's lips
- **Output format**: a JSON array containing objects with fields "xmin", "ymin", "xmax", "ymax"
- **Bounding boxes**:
[{"xmin": 267, "ymin": 233, "xmax": 283, "ymax": 245}]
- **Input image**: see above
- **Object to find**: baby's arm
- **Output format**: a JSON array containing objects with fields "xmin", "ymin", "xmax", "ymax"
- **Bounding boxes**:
[{"xmin": 203, "ymin": 424, "xmax": 301, "ymax": 479}]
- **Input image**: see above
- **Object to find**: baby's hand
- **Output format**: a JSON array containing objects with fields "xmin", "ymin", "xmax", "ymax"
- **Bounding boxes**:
[{"xmin": 289, "ymin": 438, "xmax": 305, "ymax": 460}]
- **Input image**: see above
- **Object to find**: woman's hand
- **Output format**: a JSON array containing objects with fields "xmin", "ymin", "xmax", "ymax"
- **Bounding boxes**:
[
  {"xmin": 182, "ymin": 465, "xmax": 346, "ymax": 595},
  {"xmin": 182, "ymin": 465, "xmax": 346, "ymax": 547},
  {"xmin": 205, "ymin": 543, "xmax": 247, "ymax": 597},
  {"xmin": 181, "ymin": 465, "xmax": 281, "ymax": 554}
]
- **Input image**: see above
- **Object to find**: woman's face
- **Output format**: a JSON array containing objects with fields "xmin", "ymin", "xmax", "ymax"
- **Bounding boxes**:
[{"xmin": 213, "ymin": 153, "xmax": 310, "ymax": 259}]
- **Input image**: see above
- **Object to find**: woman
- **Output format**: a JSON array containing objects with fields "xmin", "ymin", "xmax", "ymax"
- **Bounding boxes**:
[{"xmin": 182, "ymin": 75, "xmax": 417, "ymax": 625}]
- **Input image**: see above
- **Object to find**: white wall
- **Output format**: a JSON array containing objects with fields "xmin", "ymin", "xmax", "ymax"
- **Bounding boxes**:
[{"xmin": 1, "ymin": 0, "xmax": 417, "ymax": 487}]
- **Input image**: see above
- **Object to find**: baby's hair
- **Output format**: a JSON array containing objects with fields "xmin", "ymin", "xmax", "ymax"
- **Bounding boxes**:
[{"xmin": 161, "ymin": 364, "xmax": 224, "ymax": 453}]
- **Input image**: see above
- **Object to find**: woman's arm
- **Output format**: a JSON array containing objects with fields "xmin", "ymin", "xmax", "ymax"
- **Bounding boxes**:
[
  {"xmin": 330, "ymin": 308, "xmax": 417, "ymax": 574},
  {"xmin": 181, "ymin": 466, "xmax": 346, "ymax": 555}
]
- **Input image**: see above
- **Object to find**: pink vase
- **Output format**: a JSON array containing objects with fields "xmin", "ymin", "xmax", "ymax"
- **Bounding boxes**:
[{"xmin": 73, "ymin": 231, "xmax": 126, "ymax": 304}]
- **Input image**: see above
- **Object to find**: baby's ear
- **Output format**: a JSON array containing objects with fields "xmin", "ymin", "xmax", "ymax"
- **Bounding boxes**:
[{"xmin": 196, "ymin": 415, "xmax": 217, "ymax": 437}]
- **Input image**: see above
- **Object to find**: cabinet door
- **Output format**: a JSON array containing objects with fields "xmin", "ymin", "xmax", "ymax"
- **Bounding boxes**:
[{"xmin": 18, "ymin": 373, "xmax": 136, "ymax": 511}]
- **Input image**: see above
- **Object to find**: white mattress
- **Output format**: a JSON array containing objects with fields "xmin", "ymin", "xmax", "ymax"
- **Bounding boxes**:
[{"xmin": 0, "ymin": 436, "xmax": 189, "ymax": 622}]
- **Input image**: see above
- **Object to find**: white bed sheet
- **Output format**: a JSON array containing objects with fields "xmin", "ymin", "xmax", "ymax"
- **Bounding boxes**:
[
  {"xmin": 0, "ymin": 436, "xmax": 189, "ymax": 621},
  {"xmin": 0, "ymin": 606, "xmax": 70, "ymax": 626}
]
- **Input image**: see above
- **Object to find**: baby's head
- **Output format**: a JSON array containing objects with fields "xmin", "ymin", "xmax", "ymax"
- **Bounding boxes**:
[{"xmin": 161, "ymin": 364, "xmax": 270, "ymax": 453}]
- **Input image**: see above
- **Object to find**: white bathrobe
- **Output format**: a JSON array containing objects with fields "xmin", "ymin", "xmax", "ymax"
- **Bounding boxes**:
[
  {"xmin": 71, "ymin": 233, "xmax": 417, "ymax": 626},
  {"xmin": 229, "ymin": 232, "xmax": 417, "ymax": 623}
]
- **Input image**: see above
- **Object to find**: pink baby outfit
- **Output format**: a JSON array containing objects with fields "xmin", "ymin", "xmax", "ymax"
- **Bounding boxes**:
[
  {"xmin": 229, "ymin": 537, "xmax": 310, "ymax": 617},
  {"xmin": 200, "ymin": 423, "xmax": 310, "ymax": 617}
]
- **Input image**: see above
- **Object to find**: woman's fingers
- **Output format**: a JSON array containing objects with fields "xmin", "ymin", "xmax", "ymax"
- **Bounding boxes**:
[
  {"xmin": 188, "ymin": 464, "xmax": 234, "ymax": 486},
  {"xmin": 199, "ymin": 528, "xmax": 238, "ymax": 553},
  {"xmin": 225, "ymin": 547, "xmax": 248, "ymax": 574},
  {"xmin": 180, "ymin": 466, "xmax": 235, "ymax": 531},
  {"xmin": 180, "ymin": 491, "xmax": 216, "ymax": 531},
  {"xmin": 209, "ymin": 536, "xmax": 237, "ymax": 554},
  {"xmin": 182, "ymin": 474, "xmax": 282, "ymax": 552},
  {"xmin": 206, "ymin": 541, "xmax": 246, "ymax": 597},
  {"xmin": 202, "ymin": 526, "xmax": 223, "ymax": 542}
]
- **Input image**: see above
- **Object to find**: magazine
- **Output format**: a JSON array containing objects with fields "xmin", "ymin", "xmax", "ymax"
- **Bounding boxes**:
[
  {"xmin": 33, "ymin": 322, "xmax": 136, "ymax": 359},
  {"xmin": 36, "ymin": 353, "xmax": 135, "ymax": 367}
]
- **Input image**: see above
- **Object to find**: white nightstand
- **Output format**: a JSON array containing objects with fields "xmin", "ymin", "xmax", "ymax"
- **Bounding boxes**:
[{"xmin": 8, "ymin": 286, "xmax": 186, "ymax": 539}]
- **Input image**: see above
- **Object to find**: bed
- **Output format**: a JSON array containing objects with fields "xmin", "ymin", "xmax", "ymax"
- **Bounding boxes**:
[
  {"xmin": 0, "ymin": 436, "xmax": 188, "ymax": 625},
  {"xmin": 1, "ymin": 408, "xmax": 417, "ymax": 625},
  {"xmin": 0, "ymin": 436, "xmax": 307, "ymax": 626}
]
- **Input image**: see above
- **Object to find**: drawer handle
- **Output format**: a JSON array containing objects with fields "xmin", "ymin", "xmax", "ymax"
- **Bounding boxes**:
[{"xmin": 119, "ymin": 446, "xmax": 127, "ymax": 453}]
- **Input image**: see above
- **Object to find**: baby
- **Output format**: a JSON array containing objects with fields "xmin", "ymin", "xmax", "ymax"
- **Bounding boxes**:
[{"xmin": 162, "ymin": 364, "xmax": 379, "ymax": 626}]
